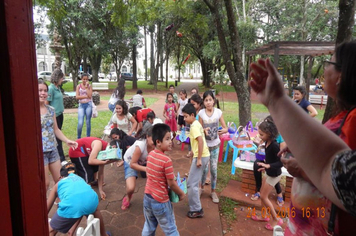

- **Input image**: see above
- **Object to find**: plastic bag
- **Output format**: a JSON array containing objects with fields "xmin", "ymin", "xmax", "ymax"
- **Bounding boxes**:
[
  {"xmin": 240, "ymin": 150, "xmax": 256, "ymax": 162},
  {"xmin": 97, "ymin": 146, "xmax": 121, "ymax": 161},
  {"xmin": 169, "ymin": 172, "xmax": 187, "ymax": 203},
  {"xmin": 92, "ymin": 102, "xmax": 98, "ymax": 118}
]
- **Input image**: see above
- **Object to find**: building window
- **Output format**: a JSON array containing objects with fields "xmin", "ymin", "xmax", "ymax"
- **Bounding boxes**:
[
  {"xmin": 39, "ymin": 62, "xmax": 47, "ymax": 71},
  {"xmin": 122, "ymin": 65, "xmax": 127, "ymax": 73}
]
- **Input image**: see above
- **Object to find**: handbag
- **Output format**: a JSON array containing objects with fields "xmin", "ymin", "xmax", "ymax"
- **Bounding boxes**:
[
  {"xmin": 245, "ymin": 121, "xmax": 259, "ymax": 138},
  {"xmin": 97, "ymin": 145, "xmax": 122, "ymax": 161},
  {"xmin": 227, "ymin": 122, "xmax": 237, "ymax": 134},
  {"xmin": 92, "ymin": 101, "xmax": 98, "ymax": 118},
  {"xmin": 232, "ymin": 126, "xmax": 253, "ymax": 148}
]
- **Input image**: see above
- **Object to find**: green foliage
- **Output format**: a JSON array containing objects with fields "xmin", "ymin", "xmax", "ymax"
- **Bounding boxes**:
[{"xmin": 219, "ymin": 197, "xmax": 239, "ymax": 223}]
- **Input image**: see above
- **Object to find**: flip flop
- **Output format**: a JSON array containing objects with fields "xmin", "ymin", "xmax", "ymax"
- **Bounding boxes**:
[
  {"xmin": 251, "ymin": 192, "xmax": 260, "ymax": 201},
  {"xmin": 265, "ymin": 218, "xmax": 283, "ymax": 231},
  {"xmin": 251, "ymin": 215, "xmax": 270, "ymax": 222},
  {"xmin": 121, "ymin": 196, "xmax": 130, "ymax": 210},
  {"xmin": 277, "ymin": 196, "xmax": 284, "ymax": 206}
]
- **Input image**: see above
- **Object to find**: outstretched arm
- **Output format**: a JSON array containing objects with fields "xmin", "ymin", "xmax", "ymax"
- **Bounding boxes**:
[{"xmin": 249, "ymin": 58, "xmax": 350, "ymax": 211}]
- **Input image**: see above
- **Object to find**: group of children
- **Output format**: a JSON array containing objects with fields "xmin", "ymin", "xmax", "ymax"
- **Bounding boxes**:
[{"xmin": 40, "ymin": 76, "xmax": 291, "ymax": 234}]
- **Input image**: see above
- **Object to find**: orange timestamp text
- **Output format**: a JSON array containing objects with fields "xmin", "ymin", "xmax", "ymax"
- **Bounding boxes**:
[{"xmin": 246, "ymin": 206, "xmax": 326, "ymax": 219}]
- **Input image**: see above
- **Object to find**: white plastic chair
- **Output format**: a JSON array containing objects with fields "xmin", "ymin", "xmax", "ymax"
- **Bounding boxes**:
[{"xmin": 76, "ymin": 214, "xmax": 100, "ymax": 236}]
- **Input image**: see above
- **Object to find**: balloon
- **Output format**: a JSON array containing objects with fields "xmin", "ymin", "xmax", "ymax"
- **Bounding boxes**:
[{"xmin": 182, "ymin": 54, "xmax": 190, "ymax": 65}]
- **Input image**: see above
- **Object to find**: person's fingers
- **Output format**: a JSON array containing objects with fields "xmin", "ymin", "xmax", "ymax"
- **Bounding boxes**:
[{"xmin": 258, "ymin": 167, "xmax": 265, "ymax": 172}]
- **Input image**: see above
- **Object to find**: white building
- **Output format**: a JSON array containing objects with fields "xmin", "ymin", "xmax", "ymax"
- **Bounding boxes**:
[{"xmin": 36, "ymin": 34, "xmax": 66, "ymax": 74}]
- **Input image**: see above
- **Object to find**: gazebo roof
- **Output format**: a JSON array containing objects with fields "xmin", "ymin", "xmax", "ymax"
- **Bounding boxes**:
[{"xmin": 246, "ymin": 41, "xmax": 335, "ymax": 57}]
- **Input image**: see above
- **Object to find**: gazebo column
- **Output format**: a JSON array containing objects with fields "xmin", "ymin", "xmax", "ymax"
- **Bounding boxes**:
[{"xmin": 273, "ymin": 43, "xmax": 280, "ymax": 67}]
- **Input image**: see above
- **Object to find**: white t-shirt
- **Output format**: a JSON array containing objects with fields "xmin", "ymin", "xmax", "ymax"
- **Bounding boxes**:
[
  {"xmin": 198, "ymin": 108, "xmax": 222, "ymax": 147},
  {"xmin": 108, "ymin": 93, "xmax": 119, "ymax": 105},
  {"xmin": 111, "ymin": 113, "xmax": 133, "ymax": 134},
  {"xmin": 124, "ymin": 139, "xmax": 148, "ymax": 165},
  {"xmin": 178, "ymin": 98, "xmax": 188, "ymax": 116},
  {"xmin": 132, "ymin": 94, "xmax": 144, "ymax": 108}
]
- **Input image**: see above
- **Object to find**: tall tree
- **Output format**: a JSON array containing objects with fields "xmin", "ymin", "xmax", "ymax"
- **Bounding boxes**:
[{"xmin": 203, "ymin": 0, "xmax": 251, "ymax": 125}]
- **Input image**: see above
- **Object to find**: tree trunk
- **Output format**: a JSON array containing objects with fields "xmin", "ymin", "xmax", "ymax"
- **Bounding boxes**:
[
  {"xmin": 132, "ymin": 44, "xmax": 137, "ymax": 90},
  {"xmin": 89, "ymin": 53, "xmax": 102, "ymax": 83},
  {"xmin": 322, "ymin": 0, "xmax": 356, "ymax": 124},
  {"xmin": 144, "ymin": 26, "xmax": 148, "ymax": 81},
  {"xmin": 149, "ymin": 25, "xmax": 155, "ymax": 85},
  {"xmin": 224, "ymin": 0, "xmax": 251, "ymax": 125}
]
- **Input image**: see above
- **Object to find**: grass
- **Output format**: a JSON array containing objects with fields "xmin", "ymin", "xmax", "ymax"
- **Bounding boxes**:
[
  {"xmin": 219, "ymin": 197, "xmax": 239, "ymax": 224},
  {"xmin": 61, "ymin": 80, "xmax": 181, "ymax": 92}
]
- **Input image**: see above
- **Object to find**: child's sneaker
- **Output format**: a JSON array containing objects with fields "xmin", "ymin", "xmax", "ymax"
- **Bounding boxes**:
[
  {"xmin": 187, "ymin": 208, "xmax": 204, "ymax": 218},
  {"xmin": 211, "ymin": 192, "xmax": 219, "ymax": 203}
]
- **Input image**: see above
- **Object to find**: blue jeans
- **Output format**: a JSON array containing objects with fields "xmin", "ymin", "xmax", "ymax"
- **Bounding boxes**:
[
  {"xmin": 77, "ymin": 102, "xmax": 92, "ymax": 139},
  {"xmin": 142, "ymin": 194, "xmax": 179, "ymax": 236},
  {"xmin": 201, "ymin": 145, "xmax": 219, "ymax": 190}
]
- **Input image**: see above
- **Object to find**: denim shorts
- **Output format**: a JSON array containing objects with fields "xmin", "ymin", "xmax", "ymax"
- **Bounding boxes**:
[
  {"xmin": 124, "ymin": 161, "xmax": 138, "ymax": 179},
  {"xmin": 142, "ymin": 194, "xmax": 179, "ymax": 236},
  {"xmin": 43, "ymin": 149, "xmax": 60, "ymax": 166}
]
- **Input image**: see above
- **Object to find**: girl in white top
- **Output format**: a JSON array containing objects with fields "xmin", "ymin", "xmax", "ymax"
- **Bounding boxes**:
[
  {"xmin": 112, "ymin": 100, "xmax": 137, "ymax": 136},
  {"xmin": 121, "ymin": 127, "xmax": 155, "ymax": 210},
  {"xmin": 177, "ymin": 89, "xmax": 188, "ymax": 132},
  {"xmin": 198, "ymin": 90, "xmax": 227, "ymax": 203}
]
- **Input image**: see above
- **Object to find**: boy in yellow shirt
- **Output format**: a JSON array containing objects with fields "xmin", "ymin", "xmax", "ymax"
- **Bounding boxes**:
[{"xmin": 182, "ymin": 103, "xmax": 210, "ymax": 218}]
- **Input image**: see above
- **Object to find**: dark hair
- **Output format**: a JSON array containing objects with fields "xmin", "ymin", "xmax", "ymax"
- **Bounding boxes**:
[
  {"xmin": 112, "ymin": 79, "xmax": 126, "ymax": 99},
  {"xmin": 202, "ymin": 90, "xmax": 220, "ymax": 109},
  {"xmin": 137, "ymin": 126, "xmax": 153, "ymax": 140},
  {"xmin": 60, "ymin": 162, "xmax": 77, "ymax": 177},
  {"xmin": 115, "ymin": 100, "xmax": 128, "ymax": 115},
  {"xmin": 334, "ymin": 41, "xmax": 356, "ymax": 110},
  {"xmin": 50, "ymin": 69, "xmax": 64, "ymax": 85},
  {"xmin": 81, "ymin": 73, "xmax": 89, "ymax": 79},
  {"xmin": 182, "ymin": 103, "xmax": 196, "ymax": 116},
  {"xmin": 38, "ymin": 79, "xmax": 48, "ymax": 90},
  {"xmin": 129, "ymin": 106, "xmax": 142, "ymax": 117},
  {"xmin": 147, "ymin": 111, "xmax": 155, "ymax": 120},
  {"xmin": 190, "ymin": 93, "xmax": 203, "ymax": 108},
  {"xmin": 110, "ymin": 140, "xmax": 118, "ymax": 147},
  {"xmin": 191, "ymin": 87, "xmax": 198, "ymax": 94},
  {"xmin": 180, "ymin": 89, "xmax": 187, "ymax": 97},
  {"xmin": 137, "ymin": 89, "xmax": 143, "ymax": 94},
  {"xmin": 152, "ymin": 123, "xmax": 171, "ymax": 146},
  {"xmin": 110, "ymin": 128, "xmax": 128, "ymax": 139},
  {"xmin": 293, "ymin": 85, "xmax": 307, "ymax": 98},
  {"xmin": 258, "ymin": 117, "xmax": 278, "ymax": 141},
  {"xmin": 166, "ymin": 92, "xmax": 173, "ymax": 100},
  {"xmin": 169, "ymin": 84, "xmax": 175, "ymax": 88}
]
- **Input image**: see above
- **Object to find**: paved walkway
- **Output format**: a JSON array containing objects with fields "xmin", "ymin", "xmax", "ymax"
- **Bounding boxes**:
[{"xmin": 51, "ymin": 81, "xmax": 223, "ymax": 236}]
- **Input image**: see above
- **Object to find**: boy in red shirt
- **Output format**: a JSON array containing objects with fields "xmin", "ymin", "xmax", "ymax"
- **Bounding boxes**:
[{"xmin": 142, "ymin": 124, "xmax": 185, "ymax": 235}]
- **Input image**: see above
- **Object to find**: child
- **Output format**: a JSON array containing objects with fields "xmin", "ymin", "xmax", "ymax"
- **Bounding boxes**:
[
  {"xmin": 47, "ymin": 162, "xmax": 110, "ymax": 236},
  {"xmin": 293, "ymin": 85, "xmax": 318, "ymax": 117},
  {"xmin": 251, "ymin": 116, "xmax": 286, "ymax": 207},
  {"xmin": 182, "ymin": 103, "xmax": 210, "ymax": 218},
  {"xmin": 141, "ymin": 111, "xmax": 155, "ymax": 135},
  {"xmin": 163, "ymin": 93, "xmax": 178, "ymax": 141},
  {"xmin": 166, "ymin": 84, "xmax": 178, "ymax": 104},
  {"xmin": 121, "ymin": 127, "xmax": 155, "ymax": 210},
  {"xmin": 112, "ymin": 100, "xmax": 137, "ymax": 136},
  {"xmin": 110, "ymin": 128, "xmax": 137, "ymax": 167},
  {"xmin": 186, "ymin": 93, "xmax": 203, "ymax": 161},
  {"xmin": 108, "ymin": 79, "xmax": 125, "ymax": 112},
  {"xmin": 132, "ymin": 89, "xmax": 147, "ymax": 108},
  {"xmin": 75, "ymin": 73, "xmax": 93, "ymax": 139},
  {"xmin": 129, "ymin": 107, "xmax": 154, "ymax": 135},
  {"xmin": 69, "ymin": 137, "xmax": 117, "ymax": 200},
  {"xmin": 142, "ymin": 124, "xmax": 185, "ymax": 235},
  {"xmin": 177, "ymin": 89, "xmax": 188, "ymax": 142},
  {"xmin": 38, "ymin": 79, "xmax": 77, "ymax": 191},
  {"xmin": 250, "ymin": 118, "xmax": 283, "ymax": 230},
  {"xmin": 198, "ymin": 90, "xmax": 228, "ymax": 203}
]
